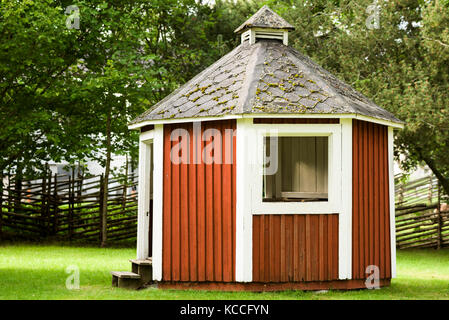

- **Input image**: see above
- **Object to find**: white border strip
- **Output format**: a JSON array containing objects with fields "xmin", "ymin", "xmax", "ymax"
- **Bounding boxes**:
[
  {"xmin": 388, "ymin": 127, "xmax": 396, "ymax": 278},
  {"xmin": 152, "ymin": 125, "xmax": 164, "ymax": 281},
  {"xmin": 129, "ymin": 114, "xmax": 404, "ymax": 130},
  {"xmin": 129, "ymin": 115, "xmax": 240, "ymax": 129},
  {"xmin": 339, "ymin": 119, "xmax": 352, "ymax": 279},
  {"xmin": 139, "ymin": 130, "xmax": 154, "ymax": 142},
  {"xmin": 235, "ymin": 118, "xmax": 253, "ymax": 282}
]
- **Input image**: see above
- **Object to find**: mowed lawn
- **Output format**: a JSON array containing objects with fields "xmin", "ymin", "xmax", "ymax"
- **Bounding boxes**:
[{"xmin": 0, "ymin": 243, "xmax": 448, "ymax": 300}]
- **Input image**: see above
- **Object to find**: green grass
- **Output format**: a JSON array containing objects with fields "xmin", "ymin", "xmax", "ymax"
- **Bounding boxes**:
[{"xmin": 0, "ymin": 243, "xmax": 448, "ymax": 300}]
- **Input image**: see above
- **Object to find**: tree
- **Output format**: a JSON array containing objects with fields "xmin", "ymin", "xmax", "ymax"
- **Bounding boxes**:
[
  {"xmin": 0, "ymin": 0, "xmax": 86, "ymax": 175},
  {"xmin": 220, "ymin": 0, "xmax": 449, "ymax": 196},
  {"xmin": 0, "ymin": 0, "xmax": 228, "ymax": 173},
  {"xmin": 1, "ymin": 0, "xmax": 235, "ymax": 245},
  {"xmin": 66, "ymin": 0, "xmax": 230, "ymax": 245}
]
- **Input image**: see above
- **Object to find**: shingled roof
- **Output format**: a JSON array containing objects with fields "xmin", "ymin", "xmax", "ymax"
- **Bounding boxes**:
[
  {"xmin": 234, "ymin": 5, "xmax": 295, "ymax": 34},
  {"xmin": 130, "ymin": 7, "xmax": 402, "ymax": 126}
]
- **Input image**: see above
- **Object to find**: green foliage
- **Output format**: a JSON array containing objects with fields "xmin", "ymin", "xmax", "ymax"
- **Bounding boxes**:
[
  {"xmin": 209, "ymin": 0, "xmax": 449, "ymax": 194},
  {"xmin": 2, "ymin": 0, "xmax": 449, "ymax": 195},
  {"xmin": 0, "ymin": 0, "xmax": 227, "ymax": 176},
  {"xmin": 262, "ymin": 0, "xmax": 449, "ymax": 195}
]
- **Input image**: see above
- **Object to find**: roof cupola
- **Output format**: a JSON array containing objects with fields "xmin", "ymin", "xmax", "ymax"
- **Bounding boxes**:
[{"xmin": 234, "ymin": 5, "xmax": 295, "ymax": 46}]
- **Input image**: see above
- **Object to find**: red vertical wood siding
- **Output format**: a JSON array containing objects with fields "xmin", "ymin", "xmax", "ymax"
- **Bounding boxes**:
[
  {"xmin": 352, "ymin": 119, "xmax": 391, "ymax": 280},
  {"xmin": 162, "ymin": 120, "xmax": 236, "ymax": 282},
  {"xmin": 253, "ymin": 214, "xmax": 339, "ymax": 282}
]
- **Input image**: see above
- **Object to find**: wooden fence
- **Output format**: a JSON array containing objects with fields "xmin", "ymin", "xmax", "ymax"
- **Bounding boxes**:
[
  {"xmin": 395, "ymin": 175, "xmax": 449, "ymax": 249},
  {"xmin": 0, "ymin": 172, "xmax": 138, "ymax": 244},
  {"xmin": 2, "ymin": 170, "xmax": 449, "ymax": 249}
]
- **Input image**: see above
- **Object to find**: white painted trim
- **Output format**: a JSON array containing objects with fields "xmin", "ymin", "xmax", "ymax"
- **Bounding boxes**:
[
  {"xmin": 129, "ymin": 113, "xmax": 404, "ymax": 130},
  {"xmin": 251, "ymin": 113, "xmax": 404, "ymax": 129},
  {"xmin": 235, "ymin": 118, "xmax": 253, "ymax": 282},
  {"xmin": 283, "ymin": 32, "xmax": 288, "ymax": 46},
  {"xmin": 152, "ymin": 125, "xmax": 164, "ymax": 281},
  {"xmin": 137, "ymin": 136, "xmax": 152, "ymax": 261},
  {"xmin": 139, "ymin": 130, "xmax": 154, "ymax": 142},
  {"xmin": 339, "ymin": 119, "xmax": 352, "ymax": 280},
  {"xmin": 354, "ymin": 115, "xmax": 403, "ymax": 129},
  {"xmin": 250, "ymin": 124, "xmax": 342, "ymax": 215},
  {"xmin": 249, "ymin": 27, "xmax": 289, "ymax": 45},
  {"xmin": 388, "ymin": 127, "xmax": 396, "ymax": 278},
  {"xmin": 250, "ymin": 29, "xmax": 256, "ymax": 45},
  {"xmin": 128, "ymin": 115, "xmax": 240, "ymax": 130},
  {"xmin": 241, "ymin": 29, "xmax": 251, "ymax": 44}
]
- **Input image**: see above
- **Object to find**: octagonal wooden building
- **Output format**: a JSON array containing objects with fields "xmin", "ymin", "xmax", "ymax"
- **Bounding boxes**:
[{"xmin": 127, "ymin": 6, "xmax": 403, "ymax": 291}]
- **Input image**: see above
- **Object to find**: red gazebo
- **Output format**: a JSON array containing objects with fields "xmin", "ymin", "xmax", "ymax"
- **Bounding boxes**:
[{"xmin": 119, "ymin": 5, "xmax": 403, "ymax": 291}]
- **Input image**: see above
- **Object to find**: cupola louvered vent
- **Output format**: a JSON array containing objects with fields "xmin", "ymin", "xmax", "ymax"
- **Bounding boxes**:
[
  {"xmin": 241, "ymin": 28, "xmax": 289, "ymax": 45},
  {"xmin": 235, "ymin": 5, "xmax": 294, "ymax": 46},
  {"xmin": 255, "ymin": 29, "xmax": 285, "ymax": 42}
]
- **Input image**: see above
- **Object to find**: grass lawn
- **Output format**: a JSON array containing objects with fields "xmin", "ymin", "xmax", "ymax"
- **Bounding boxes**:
[{"xmin": 0, "ymin": 243, "xmax": 448, "ymax": 300}]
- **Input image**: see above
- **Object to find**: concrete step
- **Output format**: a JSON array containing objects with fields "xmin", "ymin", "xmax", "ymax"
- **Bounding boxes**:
[
  {"xmin": 129, "ymin": 258, "xmax": 153, "ymax": 284},
  {"xmin": 111, "ymin": 271, "xmax": 141, "ymax": 290}
]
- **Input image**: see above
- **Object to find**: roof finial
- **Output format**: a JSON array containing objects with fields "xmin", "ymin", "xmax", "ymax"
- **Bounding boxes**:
[{"xmin": 235, "ymin": 6, "xmax": 294, "ymax": 46}]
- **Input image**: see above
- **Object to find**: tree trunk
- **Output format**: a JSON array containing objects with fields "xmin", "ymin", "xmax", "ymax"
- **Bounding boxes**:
[
  {"xmin": 122, "ymin": 155, "xmax": 128, "ymax": 211},
  {"xmin": 14, "ymin": 163, "xmax": 23, "ymax": 212},
  {"xmin": 415, "ymin": 146, "xmax": 449, "ymax": 198},
  {"xmin": 101, "ymin": 110, "xmax": 112, "ymax": 248},
  {"xmin": 422, "ymin": 157, "xmax": 449, "ymax": 199}
]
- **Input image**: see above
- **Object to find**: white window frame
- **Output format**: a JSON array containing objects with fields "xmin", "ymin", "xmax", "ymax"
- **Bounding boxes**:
[
  {"xmin": 236, "ymin": 119, "xmax": 352, "ymax": 281},
  {"xmin": 251, "ymin": 123, "xmax": 342, "ymax": 215}
]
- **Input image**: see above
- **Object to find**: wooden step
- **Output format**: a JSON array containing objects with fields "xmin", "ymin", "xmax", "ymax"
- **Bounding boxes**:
[
  {"xmin": 111, "ymin": 271, "xmax": 141, "ymax": 289},
  {"xmin": 129, "ymin": 258, "xmax": 153, "ymax": 284},
  {"xmin": 111, "ymin": 271, "xmax": 141, "ymax": 279},
  {"xmin": 129, "ymin": 258, "xmax": 152, "ymax": 265}
]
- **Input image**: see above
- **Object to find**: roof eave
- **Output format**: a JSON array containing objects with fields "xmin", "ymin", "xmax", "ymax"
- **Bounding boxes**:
[
  {"xmin": 234, "ymin": 24, "xmax": 295, "ymax": 34},
  {"xmin": 128, "ymin": 113, "xmax": 404, "ymax": 130}
]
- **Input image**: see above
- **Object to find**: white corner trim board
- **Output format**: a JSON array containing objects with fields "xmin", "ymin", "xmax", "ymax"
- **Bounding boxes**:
[
  {"xmin": 339, "ymin": 119, "xmax": 353, "ymax": 280},
  {"xmin": 152, "ymin": 125, "xmax": 164, "ymax": 281},
  {"xmin": 235, "ymin": 118, "xmax": 253, "ymax": 282},
  {"xmin": 388, "ymin": 127, "xmax": 397, "ymax": 278}
]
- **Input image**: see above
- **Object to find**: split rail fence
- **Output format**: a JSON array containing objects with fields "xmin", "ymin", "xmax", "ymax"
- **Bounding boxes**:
[
  {"xmin": 395, "ymin": 175, "xmax": 449, "ymax": 249},
  {"xmin": 0, "ymin": 172, "xmax": 138, "ymax": 244},
  {"xmin": 2, "ymin": 170, "xmax": 448, "ymax": 249}
]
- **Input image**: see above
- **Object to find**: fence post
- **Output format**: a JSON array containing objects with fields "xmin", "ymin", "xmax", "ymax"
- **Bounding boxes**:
[
  {"xmin": 14, "ymin": 165, "xmax": 23, "ymax": 213},
  {"xmin": 52, "ymin": 174, "xmax": 58, "ymax": 236},
  {"xmin": 46, "ymin": 170, "xmax": 52, "ymax": 236},
  {"xmin": 0, "ymin": 172, "xmax": 3, "ymax": 240},
  {"xmin": 41, "ymin": 171, "xmax": 47, "ymax": 237},
  {"xmin": 122, "ymin": 156, "xmax": 128, "ymax": 211},
  {"xmin": 99, "ymin": 174, "xmax": 104, "ymax": 246},
  {"xmin": 68, "ymin": 176, "xmax": 73, "ymax": 241},
  {"xmin": 399, "ymin": 184, "xmax": 404, "ymax": 205},
  {"xmin": 437, "ymin": 181, "xmax": 442, "ymax": 250},
  {"xmin": 77, "ymin": 166, "xmax": 83, "ymax": 203},
  {"xmin": 7, "ymin": 169, "xmax": 11, "ymax": 214},
  {"xmin": 428, "ymin": 176, "xmax": 433, "ymax": 205}
]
